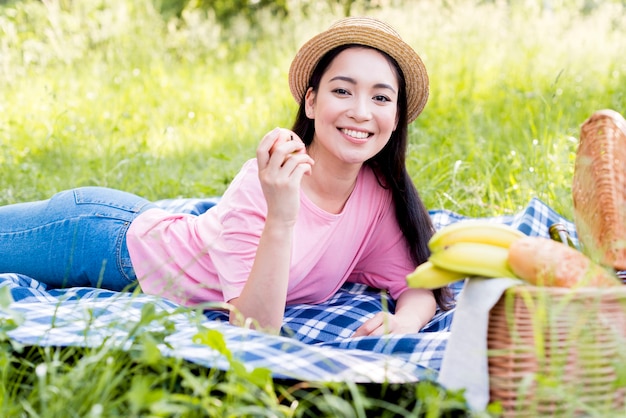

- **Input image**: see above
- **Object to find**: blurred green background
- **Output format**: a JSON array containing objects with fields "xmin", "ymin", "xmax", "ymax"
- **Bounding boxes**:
[{"xmin": 1, "ymin": 0, "xmax": 624, "ymax": 220}]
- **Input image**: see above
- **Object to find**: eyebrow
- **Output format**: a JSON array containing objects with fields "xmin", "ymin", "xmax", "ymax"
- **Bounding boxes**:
[{"xmin": 329, "ymin": 76, "xmax": 397, "ymax": 94}]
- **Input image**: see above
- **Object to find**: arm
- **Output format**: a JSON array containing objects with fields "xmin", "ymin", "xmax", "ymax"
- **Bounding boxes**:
[
  {"xmin": 228, "ymin": 128, "xmax": 314, "ymax": 333},
  {"xmin": 352, "ymin": 287, "xmax": 436, "ymax": 337}
]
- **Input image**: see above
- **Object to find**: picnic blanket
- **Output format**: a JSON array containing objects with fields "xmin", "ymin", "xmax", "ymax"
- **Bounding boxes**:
[{"xmin": 0, "ymin": 197, "xmax": 576, "ymax": 383}]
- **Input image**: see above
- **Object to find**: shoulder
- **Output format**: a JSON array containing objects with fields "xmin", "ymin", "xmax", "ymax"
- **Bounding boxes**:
[
  {"xmin": 217, "ymin": 159, "xmax": 265, "ymax": 211},
  {"xmin": 237, "ymin": 158, "xmax": 259, "ymax": 177},
  {"xmin": 356, "ymin": 165, "xmax": 393, "ymax": 204},
  {"xmin": 223, "ymin": 159, "xmax": 260, "ymax": 192}
]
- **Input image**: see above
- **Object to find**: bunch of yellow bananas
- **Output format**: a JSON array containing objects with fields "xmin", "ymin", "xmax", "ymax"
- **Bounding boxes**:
[{"xmin": 407, "ymin": 221, "xmax": 525, "ymax": 289}]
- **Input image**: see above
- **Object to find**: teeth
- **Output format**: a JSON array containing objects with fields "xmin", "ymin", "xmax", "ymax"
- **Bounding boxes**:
[{"xmin": 341, "ymin": 129, "xmax": 369, "ymax": 139}]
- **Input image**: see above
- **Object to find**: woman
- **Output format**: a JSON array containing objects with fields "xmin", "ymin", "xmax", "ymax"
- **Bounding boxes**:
[{"xmin": 0, "ymin": 17, "xmax": 451, "ymax": 335}]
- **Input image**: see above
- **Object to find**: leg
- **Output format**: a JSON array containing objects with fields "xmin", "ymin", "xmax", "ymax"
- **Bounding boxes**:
[{"xmin": 0, "ymin": 187, "xmax": 157, "ymax": 290}]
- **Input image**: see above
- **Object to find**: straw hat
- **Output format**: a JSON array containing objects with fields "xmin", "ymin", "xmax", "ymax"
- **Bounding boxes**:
[{"xmin": 288, "ymin": 17, "xmax": 429, "ymax": 123}]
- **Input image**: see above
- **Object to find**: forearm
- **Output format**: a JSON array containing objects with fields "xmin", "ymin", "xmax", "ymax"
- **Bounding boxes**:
[
  {"xmin": 229, "ymin": 217, "xmax": 293, "ymax": 333},
  {"xmin": 394, "ymin": 288, "xmax": 437, "ymax": 330},
  {"xmin": 228, "ymin": 127, "xmax": 312, "ymax": 332}
]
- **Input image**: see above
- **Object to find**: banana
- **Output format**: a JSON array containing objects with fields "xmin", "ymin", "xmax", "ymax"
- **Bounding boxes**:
[
  {"xmin": 429, "ymin": 242, "xmax": 518, "ymax": 278},
  {"xmin": 429, "ymin": 221, "xmax": 525, "ymax": 253},
  {"xmin": 406, "ymin": 261, "xmax": 468, "ymax": 289}
]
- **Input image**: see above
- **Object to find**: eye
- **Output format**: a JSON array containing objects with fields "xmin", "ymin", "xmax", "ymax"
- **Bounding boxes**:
[
  {"xmin": 373, "ymin": 95, "xmax": 392, "ymax": 103},
  {"xmin": 332, "ymin": 88, "xmax": 350, "ymax": 96}
]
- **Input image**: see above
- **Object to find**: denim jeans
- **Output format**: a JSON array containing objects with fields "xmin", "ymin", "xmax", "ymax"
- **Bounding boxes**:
[{"xmin": 0, "ymin": 187, "xmax": 156, "ymax": 290}]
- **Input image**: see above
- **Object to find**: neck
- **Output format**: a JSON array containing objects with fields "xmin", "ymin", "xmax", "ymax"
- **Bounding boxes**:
[{"xmin": 302, "ymin": 161, "xmax": 361, "ymax": 214}]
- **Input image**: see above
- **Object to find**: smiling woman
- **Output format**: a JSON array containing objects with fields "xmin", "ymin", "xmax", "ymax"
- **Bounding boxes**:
[{"xmin": 0, "ymin": 16, "xmax": 452, "ymax": 336}]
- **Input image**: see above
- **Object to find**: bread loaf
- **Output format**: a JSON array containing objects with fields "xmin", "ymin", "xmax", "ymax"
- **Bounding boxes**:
[
  {"xmin": 572, "ymin": 109, "xmax": 626, "ymax": 270},
  {"xmin": 508, "ymin": 236, "xmax": 621, "ymax": 287}
]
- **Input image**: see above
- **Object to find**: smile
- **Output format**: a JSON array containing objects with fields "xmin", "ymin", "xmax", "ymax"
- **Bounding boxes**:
[{"xmin": 340, "ymin": 128, "xmax": 371, "ymax": 141}]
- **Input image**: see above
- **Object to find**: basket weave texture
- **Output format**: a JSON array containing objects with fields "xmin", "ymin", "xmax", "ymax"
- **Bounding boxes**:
[
  {"xmin": 487, "ymin": 285, "xmax": 626, "ymax": 417},
  {"xmin": 573, "ymin": 109, "xmax": 626, "ymax": 271}
]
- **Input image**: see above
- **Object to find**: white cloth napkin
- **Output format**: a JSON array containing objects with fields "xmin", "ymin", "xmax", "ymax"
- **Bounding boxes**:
[{"xmin": 438, "ymin": 277, "xmax": 523, "ymax": 410}]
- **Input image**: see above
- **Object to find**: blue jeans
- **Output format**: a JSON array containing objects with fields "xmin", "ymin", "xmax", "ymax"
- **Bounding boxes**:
[{"xmin": 0, "ymin": 187, "xmax": 156, "ymax": 290}]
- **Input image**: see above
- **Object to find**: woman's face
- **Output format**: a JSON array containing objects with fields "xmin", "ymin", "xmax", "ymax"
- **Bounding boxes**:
[{"xmin": 304, "ymin": 47, "xmax": 399, "ymax": 167}]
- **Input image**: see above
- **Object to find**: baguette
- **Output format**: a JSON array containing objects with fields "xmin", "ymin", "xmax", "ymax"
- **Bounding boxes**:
[{"xmin": 508, "ymin": 236, "xmax": 622, "ymax": 287}]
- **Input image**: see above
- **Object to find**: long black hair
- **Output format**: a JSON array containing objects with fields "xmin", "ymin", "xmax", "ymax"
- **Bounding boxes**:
[{"xmin": 291, "ymin": 44, "xmax": 452, "ymax": 310}]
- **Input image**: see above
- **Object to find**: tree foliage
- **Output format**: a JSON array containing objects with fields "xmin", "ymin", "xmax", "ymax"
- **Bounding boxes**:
[
  {"xmin": 155, "ymin": 0, "xmax": 381, "ymax": 25},
  {"xmin": 157, "ymin": 0, "xmax": 288, "ymax": 25}
]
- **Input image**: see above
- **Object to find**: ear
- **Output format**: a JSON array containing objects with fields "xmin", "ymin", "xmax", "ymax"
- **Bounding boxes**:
[{"xmin": 304, "ymin": 87, "xmax": 316, "ymax": 119}]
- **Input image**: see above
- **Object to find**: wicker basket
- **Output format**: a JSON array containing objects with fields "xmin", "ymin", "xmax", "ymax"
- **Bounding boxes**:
[
  {"xmin": 487, "ymin": 285, "xmax": 626, "ymax": 417},
  {"xmin": 573, "ymin": 109, "xmax": 626, "ymax": 271}
]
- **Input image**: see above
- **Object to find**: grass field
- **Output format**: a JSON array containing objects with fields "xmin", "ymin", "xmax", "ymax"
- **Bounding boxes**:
[{"xmin": 1, "ymin": 0, "xmax": 625, "ymax": 416}]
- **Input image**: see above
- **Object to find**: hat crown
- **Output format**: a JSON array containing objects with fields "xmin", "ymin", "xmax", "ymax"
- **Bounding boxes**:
[{"xmin": 329, "ymin": 17, "xmax": 402, "ymax": 39}]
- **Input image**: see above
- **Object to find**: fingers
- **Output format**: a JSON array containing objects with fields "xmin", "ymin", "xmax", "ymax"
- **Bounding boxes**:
[
  {"xmin": 352, "ymin": 312, "xmax": 388, "ymax": 337},
  {"xmin": 257, "ymin": 128, "xmax": 280, "ymax": 166},
  {"xmin": 255, "ymin": 128, "xmax": 313, "ymax": 224},
  {"xmin": 257, "ymin": 128, "xmax": 306, "ymax": 164},
  {"xmin": 257, "ymin": 128, "xmax": 313, "ymax": 181}
]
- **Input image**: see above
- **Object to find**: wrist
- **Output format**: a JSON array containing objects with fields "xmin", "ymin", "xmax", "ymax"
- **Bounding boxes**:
[{"xmin": 263, "ymin": 215, "xmax": 297, "ymax": 234}]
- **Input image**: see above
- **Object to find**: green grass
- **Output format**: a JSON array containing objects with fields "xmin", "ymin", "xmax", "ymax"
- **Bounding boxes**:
[{"xmin": 1, "ymin": 0, "xmax": 625, "ymax": 416}]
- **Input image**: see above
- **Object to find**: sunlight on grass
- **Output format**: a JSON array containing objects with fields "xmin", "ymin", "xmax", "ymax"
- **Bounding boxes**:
[
  {"xmin": 1, "ymin": 0, "xmax": 624, "ymax": 216},
  {"xmin": 393, "ymin": 1, "xmax": 626, "ymax": 217}
]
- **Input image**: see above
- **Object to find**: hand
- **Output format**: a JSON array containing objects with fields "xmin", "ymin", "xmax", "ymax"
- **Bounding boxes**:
[
  {"xmin": 256, "ymin": 128, "xmax": 314, "ymax": 224},
  {"xmin": 352, "ymin": 311, "xmax": 422, "ymax": 337},
  {"xmin": 352, "ymin": 288, "xmax": 436, "ymax": 337}
]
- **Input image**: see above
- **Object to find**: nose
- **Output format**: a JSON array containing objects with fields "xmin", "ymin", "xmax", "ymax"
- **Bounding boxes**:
[{"xmin": 347, "ymin": 96, "xmax": 372, "ymax": 121}]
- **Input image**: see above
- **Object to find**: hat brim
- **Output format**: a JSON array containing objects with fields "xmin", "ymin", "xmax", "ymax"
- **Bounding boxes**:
[{"xmin": 289, "ymin": 20, "xmax": 429, "ymax": 123}]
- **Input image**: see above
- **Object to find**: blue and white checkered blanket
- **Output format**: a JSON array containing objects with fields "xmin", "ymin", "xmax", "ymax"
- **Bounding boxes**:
[{"xmin": 0, "ymin": 197, "xmax": 575, "ymax": 383}]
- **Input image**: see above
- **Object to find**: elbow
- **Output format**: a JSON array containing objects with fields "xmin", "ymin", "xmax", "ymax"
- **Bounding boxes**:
[{"xmin": 227, "ymin": 300, "xmax": 281, "ymax": 334}]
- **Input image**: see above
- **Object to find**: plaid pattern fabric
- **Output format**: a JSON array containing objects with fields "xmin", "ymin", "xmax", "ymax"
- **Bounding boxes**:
[{"xmin": 0, "ymin": 197, "xmax": 572, "ymax": 383}]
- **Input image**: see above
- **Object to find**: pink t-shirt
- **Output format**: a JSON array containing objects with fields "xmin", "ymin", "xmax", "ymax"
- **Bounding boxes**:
[{"xmin": 126, "ymin": 159, "xmax": 415, "ymax": 306}]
